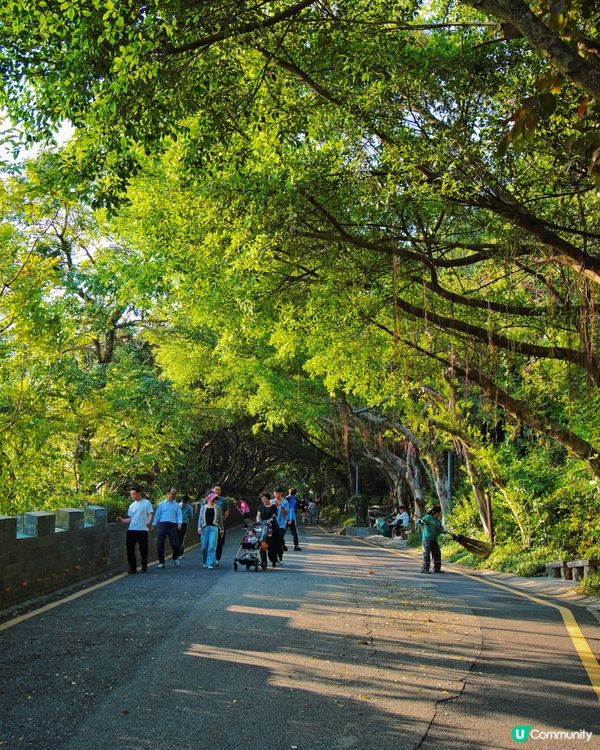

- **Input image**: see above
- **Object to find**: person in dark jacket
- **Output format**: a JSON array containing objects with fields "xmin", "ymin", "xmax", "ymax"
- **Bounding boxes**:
[
  {"xmin": 177, "ymin": 494, "xmax": 194, "ymax": 559},
  {"xmin": 256, "ymin": 492, "xmax": 282, "ymax": 568}
]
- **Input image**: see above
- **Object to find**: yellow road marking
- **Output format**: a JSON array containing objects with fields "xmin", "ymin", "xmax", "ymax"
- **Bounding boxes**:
[
  {"xmin": 447, "ymin": 564, "xmax": 600, "ymax": 703},
  {"xmin": 0, "ymin": 572, "xmax": 129, "ymax": 632},
  {"xmin": 359, "ymin": 537, "xmax": 600, "ymax": 703},
  {"xmin": 0, "ymin": 541, "xmax": 200, "ymax": 632}
]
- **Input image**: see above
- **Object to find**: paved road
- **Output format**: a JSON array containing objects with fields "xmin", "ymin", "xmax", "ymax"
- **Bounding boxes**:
[{"xmin": 0, "ymin": 527, "xmax": 598, "ymax": 750}]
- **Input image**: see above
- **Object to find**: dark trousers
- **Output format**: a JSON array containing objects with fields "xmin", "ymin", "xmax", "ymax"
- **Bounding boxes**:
[
  {"xmin": 266, "ymin": 526, "xmax": 283, "ymax": 564},
  {"xmin": 283, "ymin": 519, "xmax": 299, "ymax": 548},
  {"xmin": 274, "ymin": 524, "xmax": 285, "ymax": 561},
  {"xmin": 216, "ymin": 529, "xmax": 226, "ymax": 561},
  {"xmin": 157, "ymin": 522, "xmax": 180, "ymax": 564},
  {"xmin": 177, "ymin": 522, "xmax": 188, "ymax": 554},
  {"xmin": 422, "ymin": 538, "xmax": 441, "ymax": 572},
  {"xmin": 264, "ymin": 523, "xmax": 284, "ymax": 563},
  {"xmin": 126, "ymin": 530, "xmax": 149, "ymax": 571}
]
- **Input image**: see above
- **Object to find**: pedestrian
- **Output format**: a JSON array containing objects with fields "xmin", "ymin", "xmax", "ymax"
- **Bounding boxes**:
[
  {"xmin": 237, "ymin": 497, "xmax": 252, "ymax": 527},
  {"xmin": 273, "ymin": 486, "xmax": 289, "ymax": 564},
  {"xmin": 178, "ymin": 494, "xmax": 195, "ymax": 559},
  {"xmin": 256, "ymin": 492, "xmax": 280, "ymax": 568},
  {"xmin": 300, "ymin": 497, "xmax": 309, "ymax": 525},
  {"xmin": 117, "ymin": 486, "xmax": 154, "ymax": 574},
  {"xmin": 418, "ymin": 505, "xmax": 444, "ymax": 574},
  {"xmin": 308, "ymin": 499, "xmax": 318, "ymax": 525},
  {"xmin": 284, "ymin": 486, "xmax": 302, "ymax": 551},
  {"xmin": 152, "ymin": 487, "xmax": 183, "ymax": 569},
  {"xmin": 198, "ymin": 492, "xmax": 224, "ymax": 569},
  {"xmin": 207, "ymin": 484, "xmax": 229, "ymax": 567}
]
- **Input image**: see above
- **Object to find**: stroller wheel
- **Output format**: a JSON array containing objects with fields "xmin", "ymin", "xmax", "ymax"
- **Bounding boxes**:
[
  {"xmin": 233, "ymin": 562, "xmax": 238, "ymax": 571},
  {"xmin": 254, "ymin": 564, "xmax": 259, "ymax": 571},
  {"xmin": 262, "ymin": 563, "xmax": 267, "ymax": 571}
]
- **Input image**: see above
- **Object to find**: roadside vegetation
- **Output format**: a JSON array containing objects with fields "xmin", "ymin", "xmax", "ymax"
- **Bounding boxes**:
[{"xmin": 0, "ymin": 1, "xmax": 598, "ymax": 592}]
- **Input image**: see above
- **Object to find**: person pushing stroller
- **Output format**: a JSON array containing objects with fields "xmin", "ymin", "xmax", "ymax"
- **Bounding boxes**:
[{"xmin": 256, "ymin": 492, "xmax": 284, "ymax": 568}]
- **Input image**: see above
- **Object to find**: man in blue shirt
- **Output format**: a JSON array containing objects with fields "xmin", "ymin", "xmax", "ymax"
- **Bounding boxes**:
[
  {"xmin": 284, "ymin": 486, "xmax": 302, "ymax": 551},
  {"xmin": 273, "ymin": 486, "xmax": 289, "ymax": 565},
  {"xmin": 152, "ymin": 487, "xmax": 183, "ymax": 568}
]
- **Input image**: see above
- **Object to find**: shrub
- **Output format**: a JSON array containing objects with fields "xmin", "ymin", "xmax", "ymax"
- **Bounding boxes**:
[
  {"xmin": 443, "ymin": 539, "xmax": 479, "ymax": 567},
  {"xmin": 514, "ymin": 559, "xmax": 547, "ymax": 577},
  {"xmin": 320, "ymin": 505, "xmax": 343, "ymax": 524},
  {"xmin": 348, "ymin": 494, "xmax": 369, "ymax": 526},
  {"xmin": 579, "ymin": 572, "xmax": 600, "ymax": 597},
  {"xmin": 77, "ymin": 494, "xmax": 130, "ymax": 522}
]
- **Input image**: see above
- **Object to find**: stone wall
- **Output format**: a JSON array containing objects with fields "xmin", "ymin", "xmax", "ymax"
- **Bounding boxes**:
[{"xmin": 0, "ymin": 503, "xmax": 204, "ymax": 611}]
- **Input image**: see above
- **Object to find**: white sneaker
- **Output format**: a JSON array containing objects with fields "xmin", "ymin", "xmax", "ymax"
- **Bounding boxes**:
[
  {"xmin": 203, "ymin": 564, "xmax": 208, "ymax": 569},
  {"xmin": 207, "ymin": 565, "xmax": 214, "ymax": 570},
  {"xmin": 215, "ymin": 561, "xmax": 220, "ymax": 567},
  {"xmin": 174, "ymin": 559, "xmax": 180, "ymax": 567},
  {"xmin": 157, "ymin": 564, "xmax": 165, "ymax": 569},
  {"xmin": 179, "ymin": 554, "xmax": 185, "ymax": 560}
]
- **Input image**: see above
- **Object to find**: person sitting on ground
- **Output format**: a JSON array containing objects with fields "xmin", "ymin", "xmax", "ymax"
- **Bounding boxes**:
[{"xmin": 375, "ymin": 514, "xmax": 391, "ymax": 538}]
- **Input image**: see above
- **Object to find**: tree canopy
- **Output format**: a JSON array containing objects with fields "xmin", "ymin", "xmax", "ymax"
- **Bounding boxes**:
[{"xmin": 0, "ymin": 0, "xmax": 598, "ymax": 558}]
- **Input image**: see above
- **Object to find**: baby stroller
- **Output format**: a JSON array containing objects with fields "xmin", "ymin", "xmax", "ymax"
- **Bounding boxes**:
[{"xmin": 233, "ymin": 521, "xmax": 269, "ymax": 571}]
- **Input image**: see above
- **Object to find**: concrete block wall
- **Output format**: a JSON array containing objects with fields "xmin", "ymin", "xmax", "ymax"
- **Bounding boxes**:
[{"xmin": 0, "ymin": 503, "xmax": 204, "ymax": 611}]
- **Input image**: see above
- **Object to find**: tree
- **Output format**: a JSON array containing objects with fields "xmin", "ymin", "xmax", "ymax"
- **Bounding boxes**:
[{"xmin": 0, "ymin": 1, "xmax": 598, "ymax": 544}]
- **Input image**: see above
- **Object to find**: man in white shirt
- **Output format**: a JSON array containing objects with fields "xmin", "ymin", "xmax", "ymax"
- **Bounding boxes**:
[
  {"xmin": 390, "ymin": 506, "xmax": 410, "ymax": 538},
  {"xmin": 117, "ymin": 486, "xmax": 154, "ymax": 573}
]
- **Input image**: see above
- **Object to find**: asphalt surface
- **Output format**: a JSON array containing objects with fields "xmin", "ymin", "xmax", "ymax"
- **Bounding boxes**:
[{"xmin": 0, "ymin": 527, "xmax": 599, "ymax": 750}]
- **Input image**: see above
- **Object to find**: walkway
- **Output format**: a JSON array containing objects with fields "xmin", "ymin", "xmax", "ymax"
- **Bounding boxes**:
[{"xmin": 0, "ymin": 527, "xmax": 598, "ymax": 750}]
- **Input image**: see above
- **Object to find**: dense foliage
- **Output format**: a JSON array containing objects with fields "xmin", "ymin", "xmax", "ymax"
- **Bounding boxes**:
[{"xmin": 0, "ymin": 1, "xmax": 598, "ymax": 561}]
